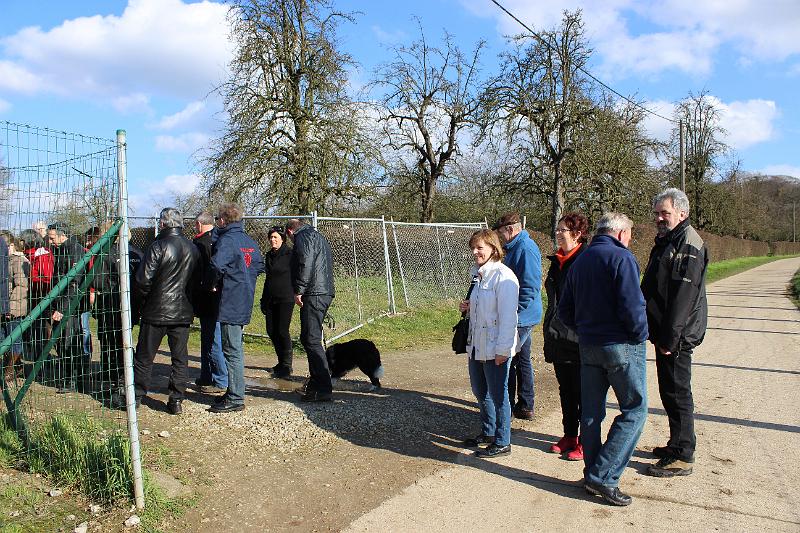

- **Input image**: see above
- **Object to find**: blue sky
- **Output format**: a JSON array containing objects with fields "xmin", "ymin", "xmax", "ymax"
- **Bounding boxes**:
[{"xmin": 1, "ymin": 0, "xmax": 798, "ymax": 216}]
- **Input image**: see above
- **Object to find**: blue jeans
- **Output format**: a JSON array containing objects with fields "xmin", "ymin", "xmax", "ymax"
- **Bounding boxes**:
[
  {"xmin": 580, "ymin": 341, "xmax": 647, "ymax": 488},
  {"xmin": 80, "ymin": 311, "xmax": 92, "ymax": 360},
  {"xmin": 508, "ymin": 325, "xmax": 534, "ymax": 410},
  {"xmin": 468, "ymin": 354, "xmax": 513, "ymax": 447},
  {"xmin": 199, "ymin": 316, "xmax": 227, "ymax": 388},
  {"xmin": 0, "ymin": 318, "xmax": 23, "ymax": 356},
  {"xmin": 220, "ymin": 323, "xmax": 245, "ymax": 404}
]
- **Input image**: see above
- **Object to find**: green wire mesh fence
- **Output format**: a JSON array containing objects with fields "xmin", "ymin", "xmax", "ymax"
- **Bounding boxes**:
[{"xmin": 0, "ymin": 121, "xmax": 141, "ymax": 505}]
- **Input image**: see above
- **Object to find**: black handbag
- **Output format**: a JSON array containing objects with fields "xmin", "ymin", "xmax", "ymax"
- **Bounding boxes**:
[{"xmin": 452, "ymin": 276, "xmax": 479, "ymax": 354}]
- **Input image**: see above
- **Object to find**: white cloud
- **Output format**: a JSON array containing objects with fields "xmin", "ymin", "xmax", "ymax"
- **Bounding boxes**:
[
  {"xmin": 714, "ymin": 97, "xmax": 778, "ymax": 150},
  {"xmin": 0, "ymin": 97, "xmax": 10, "ymax": 113},
  {"xmin": 759, "ymin": 165, "xmax": 800, "ymax": 179},
  {"xmin": 642, "ymin": 100, "xmax": 676, "ymax": 142},
  {"xmin": 155, "ymin": 132, "xmax": 211, "ymax": 153},
  {"xmin": 163, "ymin": 173, "xmax": 202, "ymax": 196},
  {"xmin": 0, "ymin": 0, "xmax": 233, "ymax": 103},
  {"xmin": 112, "ymin": 93, "xmax": 151, "ymax": 114},
  {"xmin": 155, "ymin": 100, "xmax": 206, "ymax": 130}
]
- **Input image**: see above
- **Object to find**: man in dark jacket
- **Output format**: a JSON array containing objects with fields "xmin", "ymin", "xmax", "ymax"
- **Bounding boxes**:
[
  {"xmin": 494, "ymin": 212, "xmax": 542, "ymax": 420},
  {"xmin": 122, "ymin": 208, "xmax": 199, "ymax": 414},
  {"xmin": 47, "ymin": 222, "xmax": 89, "ymax": 393},
  {"xmin": 286, "ymin": 218, "xmax": 335, "ymax": 402},
  {"xmin": 558, "ymin": 213, "xmax": 648, "ymax": 507},
  {"xmin": 192, "ymin": 211, "xmax": 226, "ymax": 394},
  {"xmin": 207, "ymin": 203, "xmax": 265, "ymax": 413},
  {"xmin": 641, "ymin": 188, "xmax": 708, "ymax": 478}
]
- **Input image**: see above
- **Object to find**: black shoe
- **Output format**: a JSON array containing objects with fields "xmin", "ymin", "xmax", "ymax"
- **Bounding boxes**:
[
  {"xmin": 300, "ymin": 390, "xmax": 332, "ymax": 403},
  {"xmin": 652, "ymin": 445, "xmax": 675, "ymax": 459},
  {"xmin": 475, "ymin": 444, "xmax": 511, "ymax": 458},
  {"xmin": 646, "ymin": 456, "xmax": 693, "ymax": 477},
  {"xmin": 462, "ymin": 435, "xmax": 495, "ymax": 448},
  {"xmin": 513, "ymin": 406, "xmax": 534, "ymax": 420},
  {"xmin": 584, "ymin": 481, "xmax": 632, "ymax": 506},
  {"xmin": 208, "ymin": 398, "xmax": 245, "ymax": 413},
  {"xmin": 167, "ymin": 399, "xmax": 183, "ymax": 415}
]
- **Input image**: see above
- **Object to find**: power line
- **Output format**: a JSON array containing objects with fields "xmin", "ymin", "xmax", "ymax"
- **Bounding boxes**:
[{"xmin": 489, "ymin": 0, "xmax": 678, "ymax": 124}]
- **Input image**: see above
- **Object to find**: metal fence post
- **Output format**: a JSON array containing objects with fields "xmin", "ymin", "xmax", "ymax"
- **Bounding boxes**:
[
  {"xmin": 390, "ymin": 219, "xmax": 409, "ymax": 307},
  {"xmin": 434, "ymin": 226, "xmax": 448, "ymax": 298},
  {"xmin": 350, "ymin": 221, "xmax": 363, "ymax": 321},
  {"xmin": 116, "ymin": 129, "xmax": 145, "ymax": 510},
  {"xmin": 381, "ymin": 216, "xmax": 396, "ymax": 314}
]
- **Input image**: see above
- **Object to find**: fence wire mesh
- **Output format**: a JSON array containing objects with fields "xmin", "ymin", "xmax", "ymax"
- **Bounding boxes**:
[{"xmin": 0, "ymin": 121, "xmax": 135, "ymax": 504}]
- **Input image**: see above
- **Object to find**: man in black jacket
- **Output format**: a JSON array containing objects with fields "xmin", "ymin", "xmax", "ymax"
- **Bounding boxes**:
[
  {"xmin": 192, "ymin": 211, "xmax": 226, "ymax": 394},
  {"xmin": 286, "ymin": 219, "xmax": 335, "ymax": 402},
  {"xmin": 120, "ymin": 208, "xmax": 198, "ymax": 414},
  {"xmin": 47, "ymin": 222, "xmax": 89, "ymax": 393},
  {"xmin": 641, "ymin": 188, "xmax": 708, "ymax": 477}
]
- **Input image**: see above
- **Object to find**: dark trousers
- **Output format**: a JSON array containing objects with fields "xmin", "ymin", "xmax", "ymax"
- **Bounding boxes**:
[
  {"xmin": 96, "ymin": 293, "xmax": 124, "ymax": 386},
  {"xmin": 265, "ymin": 301, "xmax": 295, "ymax": 372},
  {"xmin": 300, "ymin": 294, "xmax": 333, "ymax": 395},
  {"xmin": 655, "ymin": 346, "xmax": 696, "ymax": 461},
  {"xmin": 508, "ymin": 326, "xmax": 534, "ymax": 410},
  {"xmin": 133, "ymin": 321, "xmax": 189, "ymax": 401},
  {"xmin": 52, "ymin": 315, "xmax": 85, "ymax": 385},
  {"xmin": 554, "ymin": 362, "xmax": 581, "ymax": 437}
]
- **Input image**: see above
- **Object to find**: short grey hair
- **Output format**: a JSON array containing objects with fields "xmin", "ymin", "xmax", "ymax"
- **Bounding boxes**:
[
  {"xmin": 195, "ymin": 211, "xmax": 214, "ymax": 226},
  {"xmin": 595, "ymin": 212, "xmax": 633, "ymax": 236},
  {"xmin": 159, "ymin": 207, "xmax": 183, "ymax": 229},
  {"xmin": 653, "ymin": 188, "xmax": 690, "ymax": 214}
]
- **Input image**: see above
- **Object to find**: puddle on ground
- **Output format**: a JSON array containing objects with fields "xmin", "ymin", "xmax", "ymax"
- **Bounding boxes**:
[{"xmin": 244, "ymin": 376, "xmax": 298, "ymax": 391}]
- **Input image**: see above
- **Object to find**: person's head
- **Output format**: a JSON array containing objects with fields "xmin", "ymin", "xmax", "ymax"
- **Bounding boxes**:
[
  {"xmin": 46, "ymin": 222, "xmax": 70, "ymax": 247},
  {"xmin": 469, "ymin": 229, "xmax": 504, "ymax": 267},
  {"xmin": 195, "ymin": 211, "xmax": 214, "ymax": 233},
  {"xmin": 285, "ymin": 218, "xmax": 305, "ymax": 237},
  {"xmin": 19, "ymin": 229, "xmax": 42, "ymax": 250},
  {"xmin": 32, "ymin": 220, "xmax": 47, "ymax": 238},
  {"xmin": 216, "ymin": 203, "xmax": 243, "ymax": 228},
  {"xmin": 159, "ymin": 208, "xmax": 183, "ymax": 231},
  {"xmin": 556, "ymin": 212, "xmax": 589, "ymax": 253},
  {"xmin": 0, "ymin": 231, "xmax": 17, "ymax": 252},
  {"xmin": 268, "ymin": 225, "xmax": 286, "ymax": 251},
  {"xmin": 492, "ymin": 212, "xmax": 522, "ymax": 245},
  {"xmin": 595, "ymin": 213, "xmax": 634, "ymax": 248},
  {"xmin": 85, "ymin": 226, "xmax": 101, "ymax": 247},
  {"xmin": 652, "ymin": 188, "xmax": 689, "ymax": 236}
]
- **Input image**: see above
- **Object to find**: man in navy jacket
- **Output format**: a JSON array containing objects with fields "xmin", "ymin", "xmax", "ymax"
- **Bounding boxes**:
[
  {"xmin": 494, "ymin": 213, "xmax": 542, "ymax": 419},
  {"xmin": 208, "ymin": 203, "xmax": 265, "ymax": 413},
  {"xmin": 558, "ymin": 212, "xmax": 648, "ymax": 507}
]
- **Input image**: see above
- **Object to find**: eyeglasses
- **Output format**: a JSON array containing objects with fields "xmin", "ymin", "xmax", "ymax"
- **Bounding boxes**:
[{"xmin": 555, "ymin": 228, "xmax": 570, "ymax": 234}]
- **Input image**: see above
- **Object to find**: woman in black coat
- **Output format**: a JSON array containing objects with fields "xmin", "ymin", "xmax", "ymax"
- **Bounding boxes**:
[
  {"xmin": 260, "ymin": 226, "xmax": 295, "ymax": 379},
  {"xmin": 543, "ymin": 212, "xmax": 589, "ymax": 461}
]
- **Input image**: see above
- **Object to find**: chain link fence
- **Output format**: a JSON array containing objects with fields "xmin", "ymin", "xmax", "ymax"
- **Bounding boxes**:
[
  {"xmin": 0, "ymin": 121, "xmax": 143, "ymax": 506},
  {"xmin": 128, "ymin": 215, "xmax": 485, "ymax": 342}
]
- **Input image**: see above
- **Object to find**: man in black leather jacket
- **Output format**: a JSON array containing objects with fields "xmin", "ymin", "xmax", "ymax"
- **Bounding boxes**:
[
  {"xmin": 120, "ymin": 208, "xmax": 198, "ymax": 414},
  {"xmin": 286, "ymin": 218, "xmax": 335, "ymax": 402}
]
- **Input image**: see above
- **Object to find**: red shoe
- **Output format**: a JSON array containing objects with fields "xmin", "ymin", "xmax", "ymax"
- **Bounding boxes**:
[
  {"xmin": 549, "ymin": 436, "xmax": 578, "ymax": 454},
  {"xmin": 565, "ymin": 443, "xmax": 583, "ymax": 461}
]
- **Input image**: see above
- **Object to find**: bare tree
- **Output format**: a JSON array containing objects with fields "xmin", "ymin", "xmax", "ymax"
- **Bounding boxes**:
[
  {"xmin": 372, "ymin": 23, "xmax": 485, "ymax": 222},
  {"xmin": 204, "ymin": 0, "xmax": 379, "ymax": 214},
  {"xmin": 480, "ymin": 11, "xmax": 593, "ymax": 240}
]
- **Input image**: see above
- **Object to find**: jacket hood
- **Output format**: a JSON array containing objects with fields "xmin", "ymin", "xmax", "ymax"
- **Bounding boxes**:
[
  {"xmin": 215, "ymin": 220, "xmax": 244, "ymax": 236},
  {"xmin": 591, "ymin": 233, "xmax": 627, "ymax": 250}
]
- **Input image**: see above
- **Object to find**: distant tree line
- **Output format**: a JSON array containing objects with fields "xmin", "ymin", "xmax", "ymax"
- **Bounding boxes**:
[{"xmin": 192, "ymin": 0, "xmax": 799, "ymax": 243}]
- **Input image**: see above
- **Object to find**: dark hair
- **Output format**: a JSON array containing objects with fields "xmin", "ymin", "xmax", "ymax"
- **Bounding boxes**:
[
  {"xmin": 268, "ymin": 225, "xmax": 286, "ymax": 241},
  {"xmin": 468, "ymin": 229, "xmax": 504, "ymax": 261},
  {"xmin": 19, "ymin": 229, "xmax": 42, "ymax": 249},
  {"xmin": 559, "ymin": 212, "xmax": 590, "ymax": 243},
  {"xmin": 47, "ymin": 221, "xmax": 70, "ymax": 236},
  {"xmin": 492, "ymin": 212, "xmax": 522, "ymax": 230}
]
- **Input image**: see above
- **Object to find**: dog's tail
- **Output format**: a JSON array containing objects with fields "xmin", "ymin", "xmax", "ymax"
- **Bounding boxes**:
[{"xmin": 373, "ymin": 365, "xmax": 385, "ymax": 379}]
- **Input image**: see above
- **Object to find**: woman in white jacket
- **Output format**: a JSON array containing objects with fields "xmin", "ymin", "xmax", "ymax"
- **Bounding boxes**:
[{"xmin": 460, "ymin": 229, "xmax": 519, "ymax": 458}]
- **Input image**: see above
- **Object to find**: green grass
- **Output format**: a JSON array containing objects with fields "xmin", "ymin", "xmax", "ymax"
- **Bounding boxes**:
[
  {"xmin": 705, "ymin": 254, "xmax": 798, "ymax": 285},
  {"xmin": 356, "ymin": 301, "xmax": 462, "ymax": 352},
  {"xmin": 789, "ymin": 268, "xmax": 800, "ymax": 309}
]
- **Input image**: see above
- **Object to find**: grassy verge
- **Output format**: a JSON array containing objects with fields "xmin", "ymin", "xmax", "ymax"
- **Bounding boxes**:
[{"xmin": 705, "ymin": 254, "xmax": 798, "ymax": 285}]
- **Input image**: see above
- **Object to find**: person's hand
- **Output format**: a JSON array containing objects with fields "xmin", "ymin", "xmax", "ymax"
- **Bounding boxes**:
[
  {"xmin": 459, "ymin": 300, "xmax": 469, "ymax": 313},
  {"xmin": 495, "ymin": 355, "xmax": 509, "ymax": 366},
  {"xmin": 657, "ymin": 346, "xmax": 672, "ymax": 356},
  {"xmin": 294, "ymin": 294, "xmax": 303, "ymax": 307},
  {"xmin": 52, "ymin": 311, "xmax": 63, "ymax": 322}
]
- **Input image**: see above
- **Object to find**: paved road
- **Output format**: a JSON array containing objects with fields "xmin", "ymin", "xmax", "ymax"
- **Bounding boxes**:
[{"xmin": 345, "ymin": 257, "xmax": 800, "ymax": 532}]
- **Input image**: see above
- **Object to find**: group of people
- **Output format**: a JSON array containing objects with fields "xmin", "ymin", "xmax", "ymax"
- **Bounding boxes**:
[
  {"xmin": 115, "ymin": 203, "xmax": 337, "ymax": 415},
  {"xmin": 461, "ymin": 187, "xmax": 707, "ymax": 506}
]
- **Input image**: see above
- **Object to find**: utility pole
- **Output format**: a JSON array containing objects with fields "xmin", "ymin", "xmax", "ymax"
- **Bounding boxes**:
[
  {"xmin": 793, "ymin": 201, "xmax": 796, "ymax": 242},
  {"xmin": 679, "ymin": 119, "xmax": 686, "ymax": 192}
]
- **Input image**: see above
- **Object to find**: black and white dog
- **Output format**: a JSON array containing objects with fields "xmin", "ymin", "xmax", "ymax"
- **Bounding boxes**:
[{"xmin": 325, "ymin": 339, "xmax": 384, "ymax": 391}]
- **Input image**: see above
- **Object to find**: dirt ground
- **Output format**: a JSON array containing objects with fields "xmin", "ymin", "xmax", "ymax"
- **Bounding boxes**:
[{"xmin": 132, "ymin": 334, "xmax": 560, "ymax": 532}]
